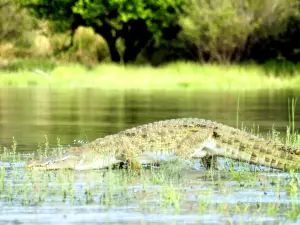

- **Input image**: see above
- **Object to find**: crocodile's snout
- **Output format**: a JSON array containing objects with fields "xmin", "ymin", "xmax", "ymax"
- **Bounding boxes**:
[
  {"xmin": 26, "ymin": 154, "xmax": 81, "ymax": 170},
  {"xmin": 26, "ymin": 159, "xmax": 46, "ymax": 168}
]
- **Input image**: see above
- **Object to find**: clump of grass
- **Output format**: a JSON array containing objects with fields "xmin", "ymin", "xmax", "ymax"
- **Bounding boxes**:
[
  {"xmin": 0, "ymin": 58, "xmax": 56, "ymax": 72},
  {"xmin": 160, "ymin": 183, "xmax": 181, "ymax": 212}
]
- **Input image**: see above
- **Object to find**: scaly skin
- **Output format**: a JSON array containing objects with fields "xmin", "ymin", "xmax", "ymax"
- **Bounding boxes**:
[{"xmin": 27, "ymin": 118, "xmax": 300, "ymax": 171}]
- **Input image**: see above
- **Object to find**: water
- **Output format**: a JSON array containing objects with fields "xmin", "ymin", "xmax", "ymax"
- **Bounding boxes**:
[
  {"xmin": 0, "ymin": 88, "xmax": 300, "ymax": 224},
  {"xmin": 0, "ymin": 88, "xmax": 299, "ymax": 151}
]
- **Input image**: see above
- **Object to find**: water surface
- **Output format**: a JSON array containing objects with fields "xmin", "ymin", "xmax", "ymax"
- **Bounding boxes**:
[
  {"xmin": 0, "ymin": 88, "xmax": 298, "ymax": 151},
  {"xmin": 0, "ymin": 88, "xmax": 299, "ymax": 224}
]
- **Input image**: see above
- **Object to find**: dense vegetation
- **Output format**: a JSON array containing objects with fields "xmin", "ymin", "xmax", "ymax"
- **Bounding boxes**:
[{"xmin": 1, "ymin": 0, "xmax": 300, "ymax": 66}]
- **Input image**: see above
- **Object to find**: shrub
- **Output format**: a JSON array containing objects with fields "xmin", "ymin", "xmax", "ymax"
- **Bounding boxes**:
[{"xmin": 52, "ymin": 27, "xmax": 110, "ymax": 65}]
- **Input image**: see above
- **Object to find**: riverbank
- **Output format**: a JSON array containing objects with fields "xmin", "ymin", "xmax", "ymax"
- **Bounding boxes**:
[{"xmin": 1, "ymin": 61, "xmax": 300, "ymax": 90}]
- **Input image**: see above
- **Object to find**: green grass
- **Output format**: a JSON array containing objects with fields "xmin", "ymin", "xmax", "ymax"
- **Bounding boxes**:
[{"xmin": 1, "ymin": 61, "xmax": 300, "ymax": 90}]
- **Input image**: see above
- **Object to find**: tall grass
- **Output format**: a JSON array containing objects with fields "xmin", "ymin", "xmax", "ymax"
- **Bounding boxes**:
[{"xmin": 1, "ymin": 61, "xmax": 300, "ymax": 90}]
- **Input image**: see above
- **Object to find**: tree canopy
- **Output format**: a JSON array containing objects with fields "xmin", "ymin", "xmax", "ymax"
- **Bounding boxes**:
[{"xmin": 22, "ymin": 0, "xmax": 185, "ymax": 63}]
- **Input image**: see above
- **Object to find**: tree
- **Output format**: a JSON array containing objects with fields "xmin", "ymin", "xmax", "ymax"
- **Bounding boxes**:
[
  {"xmin": 21, "ymin": 0, "xmax": 185, "ymax": 63},
  {"xmin": 179, "ymin": 0, "xmax": 298, "ymax": 63},
  {"xmin": 179, "ymin": 0, "xmax": 260, "ymax": 63},
  {"xmin": 21, "ymin": 0, "xmax": 85, "ymax": 51},
  {"xmin": 0, "ymin": 0, "xmax": 34, "ymax": 43}
]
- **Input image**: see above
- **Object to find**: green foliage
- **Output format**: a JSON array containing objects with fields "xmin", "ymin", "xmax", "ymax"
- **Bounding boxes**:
[
  {"xmin": 0, "ymin": 0, "xmax": 36, "ymax": 43},
  {"xmin": 21, "ymin": 0, "xmax": 78, "ymax": 32},
  {"xmin": 250, "ymin": 14, "xmax": 300, "ymax": 63},
  {"xmin": 11, "ymin": 0, "xmax": 300, "ymax": 65},
  {"xmin": 179, "ymin": 0, "xmax": 259, "ymax": 62},
  {"xmin": 73, "ymin": 0, "xmax": 183, "ymax": 42},
  {"xmin": 22, "ymin": 0, "xmax": 185, "ymax": 63},
  {"xmin": 262, "ymin": 59, "xmax": 300, "ymax": 76},
  {"xmin": 179, "ymin": 0, "xmax": 299, "ymax": 63}
]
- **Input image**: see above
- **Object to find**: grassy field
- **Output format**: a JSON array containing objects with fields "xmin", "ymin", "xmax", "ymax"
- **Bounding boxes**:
[{"xmin": 1, "ymin": 61, "xmax": 300, "ymax": 90}]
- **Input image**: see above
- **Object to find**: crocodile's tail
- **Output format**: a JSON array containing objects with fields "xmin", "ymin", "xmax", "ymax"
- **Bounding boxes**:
[{"xmin": 199, "ymin": 127, "xmax": 300, "ymax": 171}]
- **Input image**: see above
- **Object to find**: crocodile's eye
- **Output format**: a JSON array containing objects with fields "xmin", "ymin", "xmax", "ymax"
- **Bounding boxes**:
[
  {"xmin": 213, "ymin": 131, "xmax": 220, "ymax": 138},
  {"xmin": 44, "ymin": 161, "xmax": 53, "ymax": 166}
]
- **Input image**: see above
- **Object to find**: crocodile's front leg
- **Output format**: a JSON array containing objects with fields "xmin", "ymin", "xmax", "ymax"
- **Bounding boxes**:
[
  {"xmin": 190, "ymin": 146, "xmax": 224, "ymax": 170},
  {"xmin": 173, "ymin": 129, "xmax": 224, "ymax": 170},
  {"xmin": 200, "ymin": 155, "xmax": 225, "ymax": 170}
]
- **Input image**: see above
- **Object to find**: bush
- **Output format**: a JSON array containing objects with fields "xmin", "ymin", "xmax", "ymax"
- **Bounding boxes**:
[
  {"xmin": 0, "ymin": 0, "xmax": 36, "ymax": 44},
  {"xmin": 52, "ymin": 26, "xmax": 110, "ymax": 65}
]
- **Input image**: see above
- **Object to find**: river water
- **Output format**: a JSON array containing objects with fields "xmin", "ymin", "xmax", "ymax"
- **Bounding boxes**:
[
  {"xmin": 0, "ymin": 88, "xmax": 299, "ymax": 150},
  {"xmin": 0, "ymin": 88, "xmax": 299, "ymax": 224}
]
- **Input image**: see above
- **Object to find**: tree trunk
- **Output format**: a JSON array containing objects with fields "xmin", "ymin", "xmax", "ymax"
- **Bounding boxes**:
[
  {"xmin": 122, "ymin": 20, "xmax": 151, "ymax": 63},
  {"xmin": 123, "ymin": 37, "xmax": 149, "ymax": 63},
  {"xmin": 106, "ymin": 39, "xmax": 121, "ymax": 62},
  {"xmin": 94, "ymin": 24, "xmax": 121, "ymax": 63}
]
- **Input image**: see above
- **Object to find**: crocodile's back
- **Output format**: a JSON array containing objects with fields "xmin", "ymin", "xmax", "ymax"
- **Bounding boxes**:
[{"xmin": 83, "ymin": 118, "xmax": 217, "ymax": 160}]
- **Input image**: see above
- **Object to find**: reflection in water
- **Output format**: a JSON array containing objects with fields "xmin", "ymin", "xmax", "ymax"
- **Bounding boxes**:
[
  {"xmin": 0, "ymin": 88, "xmax": 299, "ymax": 152},
  {"xmin": 0, "ymin": 163, "xmax": 299, "ymax": 225}
]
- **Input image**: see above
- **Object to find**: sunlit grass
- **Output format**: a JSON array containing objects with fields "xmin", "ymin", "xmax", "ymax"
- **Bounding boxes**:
[{"xmin": 1, "ymin": 61, "xmax": 300, "ymax": 90}]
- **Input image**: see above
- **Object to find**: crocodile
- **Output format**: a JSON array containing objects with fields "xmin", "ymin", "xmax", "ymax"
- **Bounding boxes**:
[{"xmin": 27, "ymin": 118, "xmax": 300, "ymax": 171}]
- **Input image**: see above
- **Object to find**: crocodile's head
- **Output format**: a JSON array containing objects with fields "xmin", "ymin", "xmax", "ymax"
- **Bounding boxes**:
[
  {"xmin": 27, "ymin": 153, "xmax": 82, "ymax": 170},
  {"xmin": 27, "ymin": 148, "xmax": 122, "ymax": 170}
]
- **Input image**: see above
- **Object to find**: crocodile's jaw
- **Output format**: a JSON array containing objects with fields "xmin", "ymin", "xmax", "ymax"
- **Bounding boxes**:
[
  {"xmin": 27, "ymin": 153, "xmax": 122, "ymax": 170},
  {"xmin": 27, "ymin": 155, "xmax": 81, "ymax": 170}
]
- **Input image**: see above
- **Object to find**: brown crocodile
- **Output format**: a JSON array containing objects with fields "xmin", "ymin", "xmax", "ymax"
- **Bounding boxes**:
[{"xmin": 27, "ymin": 118, "xmax": 300, "ymax": 171}]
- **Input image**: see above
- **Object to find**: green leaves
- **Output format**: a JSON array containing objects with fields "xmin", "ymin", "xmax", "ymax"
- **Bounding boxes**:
[
  {"xmin": 23, "ymin": 0, "xmax": 185, "ymax": 38},
  {"xmin": 22, "ymin": 0, "xmax": 185, "ymax": 62}
]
